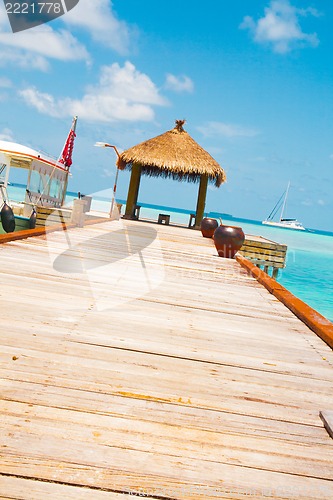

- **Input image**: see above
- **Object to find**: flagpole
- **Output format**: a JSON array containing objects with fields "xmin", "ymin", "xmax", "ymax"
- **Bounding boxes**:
[
  {"xmin": 34, "ymin": 116, "xmax": 77, "ymax": 208},
  {"xmin": 60, "ymin": 116, "xmax": 77, "ymax": 205}
]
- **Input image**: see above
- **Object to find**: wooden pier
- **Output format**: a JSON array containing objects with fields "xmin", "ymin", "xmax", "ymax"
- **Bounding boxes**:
[
  {"xmin": 0, "ymin": 219, "xmax": 333, "ymax": 499},
  {"xmin": 34, "ymin": 207, "xmax": 287, "ymax": 278}
]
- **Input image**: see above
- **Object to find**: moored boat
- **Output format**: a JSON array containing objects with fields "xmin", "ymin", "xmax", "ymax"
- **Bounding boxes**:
[
  {"xmin": 0, "ymin": 117, "xmax": 77, "ymax": 234},
  {"xmin": 262, "ymin": 182, "xmax": 305, "ymax": 231},
  {"xmin": 262, "ymin": 218, "xmax": 305, "ymax": 230}
]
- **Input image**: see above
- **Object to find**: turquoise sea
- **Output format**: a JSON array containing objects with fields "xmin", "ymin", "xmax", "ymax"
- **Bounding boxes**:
[{"xmin": 7, "ymin": 184, "xmax": 333, "ymax": 323}]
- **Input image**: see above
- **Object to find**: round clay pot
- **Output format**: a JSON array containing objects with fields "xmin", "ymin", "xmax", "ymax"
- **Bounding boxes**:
[
  {"xmin": 200, "ymin": 217, "xmax": 219, "ymax": 238},
  {"xmin": 213, "ymin": 225, "xmax": 245, "ymax": 258}
]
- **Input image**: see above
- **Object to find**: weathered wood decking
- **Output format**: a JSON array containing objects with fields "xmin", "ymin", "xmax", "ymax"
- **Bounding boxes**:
[{"xmin": 0, "ymin": 219, "xmax": 333, "ymax": 499}]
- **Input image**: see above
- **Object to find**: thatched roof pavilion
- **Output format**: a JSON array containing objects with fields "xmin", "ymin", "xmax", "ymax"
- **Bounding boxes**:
[{"xmin": 118, "ymin": 120, "xmax": 226, "ymax": 227}]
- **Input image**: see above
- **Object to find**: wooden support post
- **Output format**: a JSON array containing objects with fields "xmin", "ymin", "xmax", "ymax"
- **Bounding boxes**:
[
  {"xmin": 194, "ymin": 174, "xmax": 208, "ymax": 229},
  {"xmin": 272, "ymin": 268, "xmax": 279, "ymax": 279},
  {"xmin": 124, "ymin": 163, "xmax": 142, "ymax": 219}
]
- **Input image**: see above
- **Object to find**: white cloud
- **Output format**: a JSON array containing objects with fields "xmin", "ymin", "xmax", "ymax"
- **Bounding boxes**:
[
  {"xmin": 0, "ymin": 48, "xmax": 52, "ymax": 71},
  {"xmin": 165, "ymin": 74, "xmax": 194, "ymax": 93},
  {"xmin": 96, "ymin": 62, "xmax": 167, "ymax": 106},
  {"xmin": 298, "ymin": 7, "xmax": 322, "ymax": 17},
  {"xmin": 198, "ymin": 121, "xmax": 259, "ymax": 138},
  {"xmin": 0, "ymin": 26, "xmax": 89, "ymax": 68},
  {"xmin": 207, "ymin": 185, "xmax": 219, "ymax": 192},
  {"xmin": 19, "ymin": 61, "xmax": 167, "ymax": 123},
  {"xmin": 0, "ymin": 77, "xmax": 12, "ymax": 88},
  {"xmin": 102, "ymin": 168, "xmax": 114, "ymax": 178},
  {"xmin": 0, "ymin": 128, "xmax": 14, "ymax": 141},
  {"xmin": 63, "ymin": 0, "xmax": 131, "ymax": 55},
  {"xmin": 240, "ymin": 0, "xmax": 320, "ymax": 53},
  {"xmin": 0, "ymin": 1, "xmax": 88, "ymax": 69},
  {"xmin": 0, "ymin": 0, "xmax": 131, "ymax": 70},
  {"xmin": 301, "ymin": 199, "xmax": 312, "ymax": 206},
  {"xmin": 0, "ymin": 3, "xmax": 8, "ymax": 28}
]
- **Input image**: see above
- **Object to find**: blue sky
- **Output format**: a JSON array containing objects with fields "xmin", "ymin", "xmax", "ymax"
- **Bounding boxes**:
[{"xmin": 0, "ymin": 0, "xmax": 332, "ymax": 230}]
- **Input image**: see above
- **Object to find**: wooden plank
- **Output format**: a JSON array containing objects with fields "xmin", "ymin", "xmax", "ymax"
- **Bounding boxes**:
[
  {"xmin": 1, "ymin": 400, "xmax": 333, "ymax": 480},
  {"xmin": 36, "ymin": 210, "xmax": 71, "ymax": 217},
  {"xmin": 36, "ymin": 207, "xmax": 72, "ymax": 215},
  {"xmin": 0, "ymin": 342, "xmax": 332, "ymax": 426},
  {"xmin": 240, "ymin": 245, "xmax": 286, "ymax": 256},
  {"xmin": 243, "ymin": 261, "xmax": 285, "ymax": 269},
  {"xmin": 1, "ymin": 442, "xmax": 333, "ymax": 499},
  {"xmin": 0, "ymin": 476, "xmax": 129, "ymax": 499},
  {"xmin": 36, "ymin": 216, "xmax": 71, "ymax": 223},
  {"xmin": 240, "ymin": 249, "xmax": 286, "ymax": 260},
  {"xmin": 1, "ymin": 381, "xmax": 329, "ymax": 445},
  {"xmin": 0, "ymin": 222, "xmax": 76, "ymax": 244},
  {"xmin": 242, "ymin": 242, "xmax": 286, "ymax": 252},
  {"xmin": 1, "ymin": 315, "xmax": 332, "ymax": 381},
  {"xmin": 239, "ymin": 247, "xmax": 287, "ymax": 266},
  {"xmin": 320, "ymin": 411, "xmax": 333, "ymax": 439},
  {"xmin": 243, "ymin": 239, "xmax": 287, "ymax": 251},
  {"xmin": 238, "ymin": 253, "xmax": 285, "ymax": 265},
  {"xmin": 239, "ymin": 260, "xmax": 285, "ymax": 269},
  {"xmin": 36, "ymin": 214, "xmax": 71, "ymax": 221}
]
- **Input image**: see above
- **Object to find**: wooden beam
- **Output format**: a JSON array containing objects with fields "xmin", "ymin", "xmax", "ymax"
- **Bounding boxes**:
[
  {"xmin": 124, "ymin": 163, "xmax": 142, "ymax": 219},
  {"xmin": 194, "ymin": 174, "xmax": 208, "ymax": 228}
]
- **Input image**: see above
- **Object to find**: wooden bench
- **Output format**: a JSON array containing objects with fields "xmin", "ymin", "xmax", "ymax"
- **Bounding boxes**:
[
  {"xmin": 158, "ymin": 214, "xmax": 170, "ymax": 225},
  {"xmin": 238, "ymin": 234, "xmax": 287, "ymax": 278},
  {"xmin": 35, "ymin": 207, "xmax": 72, "ymax": 227}
]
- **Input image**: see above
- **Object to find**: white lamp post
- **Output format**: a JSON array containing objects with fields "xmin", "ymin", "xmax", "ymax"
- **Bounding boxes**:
[{"xmin": 94, "ymin": 142, "xmax": 121, "ymax": 218}]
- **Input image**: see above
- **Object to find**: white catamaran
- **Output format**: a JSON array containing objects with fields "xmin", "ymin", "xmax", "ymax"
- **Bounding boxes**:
[
  {"xmin": 262, "ymin": 182, "xmax": 305, "ymax": 231},
  {"xmin": 0, "ymin": 117, "xmax": 77, "ymax": 233}
]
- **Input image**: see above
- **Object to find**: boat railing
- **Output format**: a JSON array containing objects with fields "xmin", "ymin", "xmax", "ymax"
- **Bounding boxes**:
[{"xmin": 35, "ymin": 148, "xmax": 60, "ymax": 164}]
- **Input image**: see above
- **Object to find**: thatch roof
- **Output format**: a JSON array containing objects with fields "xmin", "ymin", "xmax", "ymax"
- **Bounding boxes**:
[{"xmin": 117, "ymin": 120, "xmax": 226, "ymax": 187}]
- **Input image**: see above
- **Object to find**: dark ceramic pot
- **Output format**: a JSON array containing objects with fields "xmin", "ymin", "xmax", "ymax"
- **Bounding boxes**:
[
  {"xmin": 213, "ymin": 225, "xmax": 245, "ymax": 259},
  {"xmin": 200, "ymin": 217, "xmax": 219, "ymax": 238}
]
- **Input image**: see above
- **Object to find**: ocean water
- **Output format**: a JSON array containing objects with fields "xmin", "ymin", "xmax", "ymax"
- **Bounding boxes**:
[{"xmin": 7, "ymin": 184, "xmax": 333, "ymax": 322}]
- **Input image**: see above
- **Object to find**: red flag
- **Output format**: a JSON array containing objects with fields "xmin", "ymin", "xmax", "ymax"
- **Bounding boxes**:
[{"xmin": 59, "ymin": 117, "xmax": 77, "ymax": 170}]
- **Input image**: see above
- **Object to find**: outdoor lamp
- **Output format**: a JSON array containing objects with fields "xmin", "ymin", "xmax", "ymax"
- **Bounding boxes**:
[{"xmin": 94, "ymin": 142, "xmax": 120, "ymax": 218}]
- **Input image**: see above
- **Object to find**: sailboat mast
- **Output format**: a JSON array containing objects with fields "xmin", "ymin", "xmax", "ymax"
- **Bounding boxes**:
[{"xmin": 279, "ymin": 181, "xmax": 290, "ymax": 222}]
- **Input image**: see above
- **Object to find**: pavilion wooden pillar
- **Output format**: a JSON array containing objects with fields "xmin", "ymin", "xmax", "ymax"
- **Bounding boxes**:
[
  {"xmin": 194, "ymin": 174, "xmax": 208, "ymax": 228},
  {"xmin": 124, "ymin": 163, "xmax": 142, "ymax": 219}
]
